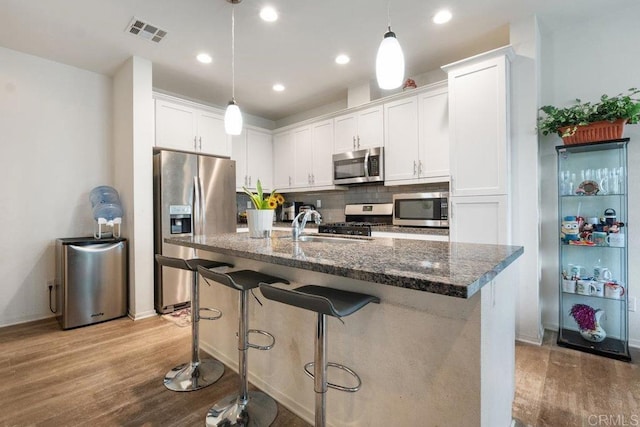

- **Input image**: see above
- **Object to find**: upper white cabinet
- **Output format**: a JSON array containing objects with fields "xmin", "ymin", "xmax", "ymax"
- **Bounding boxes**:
[
  {"xmin": 292, "ymin": 119, "xmax": 335, "ymax": 190},
  {"xmin": 384, "ymin": 84, "xmax": 449, "ymax": 185},
  {"xmin": 232, "ymin": 127, "xmax": 273, "ymax": 191},
  {"xmin": 334, "ymin": 105, "xmax": 383, "ymax": 153},
  {"xmin": 444, "ymin": 48, "xmax": 512, "ymax": 197},
  {"xmin": 273, "ymin": 131, "xmax": 294, "ymax": 190},
  {"xmin": 154, "ymin": 96, "xmax": 230, "ymax": 157}
]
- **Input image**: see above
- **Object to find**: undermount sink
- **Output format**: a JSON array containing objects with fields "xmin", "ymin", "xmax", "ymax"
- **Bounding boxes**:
[{"xmin": 281, "ymin": 234, "xmax": 371, "ymax": 244}]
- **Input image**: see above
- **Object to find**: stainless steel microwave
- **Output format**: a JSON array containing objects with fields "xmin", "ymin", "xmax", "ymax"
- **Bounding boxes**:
[
  {"xmin": 392, "ymin": 192, "xmax": 449, "ymax": 227},
  {"xmin": 332, "ymin": 147, "xmax": 384, "ymax": 185}
]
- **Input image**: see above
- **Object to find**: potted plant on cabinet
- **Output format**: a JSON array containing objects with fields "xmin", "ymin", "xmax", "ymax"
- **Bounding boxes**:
[{"xmin": 538, "ymin": 88, "xmax": 640, "ymax": 144}]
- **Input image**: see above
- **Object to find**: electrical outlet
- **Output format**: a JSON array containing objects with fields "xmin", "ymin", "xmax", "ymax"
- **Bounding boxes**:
[
  {"xmin": 46, "ymin": 279, "xmax": 54, "ymax": 289},
  {"xmin": 316, "ymin": 199, "xmax": 322, "ymax": 208},
  {"xmin": 246, "ymin": 201, "xmax": 252, "ymax": 209},
  {"xmin": 628, "ymin": 296, "xmax": 636, "ymax": 312}
]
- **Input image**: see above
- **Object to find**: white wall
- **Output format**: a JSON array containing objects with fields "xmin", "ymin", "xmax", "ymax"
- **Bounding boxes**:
[
  {"xmin": 510, "ymin": 18, "xmax": 543, "ymax": 344},
  {"xmin": 0, "ymin": 46, "xmax": 112, "ymax": 326},
  {"xmin": 113, "ymin": 57, "xmax": 155, "ymax": 320},
  {"xmin": 539, "ymin": 3, "xmax": 640, "ymax": 346}
]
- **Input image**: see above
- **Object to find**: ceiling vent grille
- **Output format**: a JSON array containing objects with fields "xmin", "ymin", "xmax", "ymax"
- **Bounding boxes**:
[{"xmin": 125, "ymin": 17, "xmax": 167, "ymax": 43}]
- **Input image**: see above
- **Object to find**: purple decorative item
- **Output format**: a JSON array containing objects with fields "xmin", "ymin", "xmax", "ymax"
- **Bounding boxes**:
[{"xmin": 570, "ymin": 304, "xmax": 606, "ymax": 342}]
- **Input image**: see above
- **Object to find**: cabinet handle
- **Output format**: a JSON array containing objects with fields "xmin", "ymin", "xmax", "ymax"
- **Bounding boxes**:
[
  {"xmin": 311, "ymin": 174, "xmax": 315, "ymax": 184},
  {"xmin": 244, "ymin": 175, "xmax": 248, "ymax": 186},
  {"xmin": 413, "ymin": 160, "xmax": 417, "ymax": 176},
  {"xmin": 248, "ymin": 176, "xmax": 252, "ymax": 186},
  {"xmin": 418, "ymin": 161, "xmax": 423, "ymax": 176},
  {"xmin": 289, "ymin": 176, "xmax": 292, "ymax": 187},
  {"xmin": 198, "ymin": 136, "xmax": 202, "ymax": 150},
  {"xmin": 357, "ymin": 136, "xmax": 360, "ymax": 148},
  {"xmin": 194, "ymin": 136, "xmax": 197, "ymax": 151},
  {"xmin": 352, "ymin": 136, "xmax": 356, "ymax": 149}
]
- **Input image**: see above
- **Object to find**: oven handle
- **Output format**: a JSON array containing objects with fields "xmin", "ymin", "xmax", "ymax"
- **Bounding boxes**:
[{"xmin": 364, "ymin": 150, "xmax": 370, "ymax": 178}]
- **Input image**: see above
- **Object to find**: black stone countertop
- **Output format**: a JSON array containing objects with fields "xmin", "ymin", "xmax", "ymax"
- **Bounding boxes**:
[{"xmin": 166, "ymin": 231, "xmax": 522, "ymax": 299}]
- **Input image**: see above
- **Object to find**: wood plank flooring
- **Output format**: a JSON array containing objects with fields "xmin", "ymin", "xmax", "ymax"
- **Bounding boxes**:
[
  {"xmin": 513, "ymin": 331, "xmax": 640, "ymax": 426},
  {"xmin": 0, "ymin": 316, "xmax": 309, "ymax": 427},
  {"xmin": 2, "ymin": 317, "xmax": 639, "ymax": 426}
]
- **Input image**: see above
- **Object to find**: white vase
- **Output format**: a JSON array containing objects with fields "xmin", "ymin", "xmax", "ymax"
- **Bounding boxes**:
[
  {"xmin": 246, "ymin": 209, "xmax": 274, "ymax": 238},
  {"xmin": 579, "ymin": 309, "xmax": 606, "ymax": 343}
]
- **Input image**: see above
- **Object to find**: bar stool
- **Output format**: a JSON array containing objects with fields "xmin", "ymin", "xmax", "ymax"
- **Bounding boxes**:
[
  {"xmin": 197, "ymin": 266, "xmax": 290, "ymax": 427},
  {"xmin": 259, "ymin": 283, "xmax": 380, "ymax": 427},
  {"xmin": 155, "ymin": 254, "xmax": 233, "ymax": 392}
]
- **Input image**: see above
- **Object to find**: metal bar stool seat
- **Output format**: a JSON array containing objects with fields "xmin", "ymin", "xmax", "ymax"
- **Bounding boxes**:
[
  {"xmin": 197, "ymin": 267, "xmax": 290, "ymax": 427},
  {"xmin": 259, "ymin": 284, "xmax": 380, "ymax": 427},
  {"xmin": 155, "ymin": 254, "xmax": 233, "ymax": 392}
]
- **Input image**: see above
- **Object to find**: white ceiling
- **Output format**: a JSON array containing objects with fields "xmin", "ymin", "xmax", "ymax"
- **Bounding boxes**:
[{"xmin": 0, "ymin": 0, "xmax": 632, "ymax": 121}]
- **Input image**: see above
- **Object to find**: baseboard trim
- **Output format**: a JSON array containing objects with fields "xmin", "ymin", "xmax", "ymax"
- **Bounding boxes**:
[
  {"xmin": 129, "ymin": 309, "xmax": 157, "ymax": 321},
  {"xmin": 0, "ymin": 313, "xmax": 56, "ymax": 328}
]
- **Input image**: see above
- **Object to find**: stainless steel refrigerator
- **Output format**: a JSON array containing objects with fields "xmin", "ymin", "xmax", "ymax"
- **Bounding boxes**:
[{"xmin": 153, "ymin": 149, "xmax": 236, "ymax": 314}]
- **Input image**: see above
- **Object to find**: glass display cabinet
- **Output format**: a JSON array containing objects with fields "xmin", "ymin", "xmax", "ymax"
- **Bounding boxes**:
[{"xmin": 556, "ymin": 139, "xmax": 630, "ymax": 361}]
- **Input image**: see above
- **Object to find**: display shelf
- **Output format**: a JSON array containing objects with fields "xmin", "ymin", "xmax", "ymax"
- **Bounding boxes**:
[{"xmin": 556, "ymin": 138, "xmax": 630, "ymax": 362}]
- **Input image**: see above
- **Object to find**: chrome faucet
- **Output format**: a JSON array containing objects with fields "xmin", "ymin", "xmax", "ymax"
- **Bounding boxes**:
[{"xmin": 292, "ymin": 209, "xmax": 322, "ymax": 241}]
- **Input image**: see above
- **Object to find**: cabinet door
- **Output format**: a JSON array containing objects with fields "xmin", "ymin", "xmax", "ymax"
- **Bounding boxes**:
[
  {"xmin": 449, "ymin": 195, "xmax": 508, "ymax": 245},
  {"xmin": 311, "ymin": 120, "xmax": 334, "ymax": 186},
  {"xmin": 273, "ymin": 131, "xmax": 294, "ymax": 190},
  {"xmin": 197, "ymin": 110, "xmax": 230, "ymax": 156},
  {"xmin": 246, "ymin": 129, "xmax": 273, "ymax": 191},
  {"xmin": 356, "ymin": 105, "xmax": 384, "ymax": 150},
  {"xmin": 231, "ymin": 130, "xmax": 248, "ymax": 190},
  {"xmin": 334, "ymin": 113, "xmax": 358, "ymax": 153},
  {"xmin": 155, "ymin": 99, "xmax": 197, "ymax": 151},
  {"xmin": 418, "ymin": 87, "xmax": 449, "ymax": 179},
  {"xmin": 292, "ymin": 125, "xmax": 313, "ymax": 188},
  {"xmin": 447, "ymin": 55, "xmax": 509, "ymax": 196},
  {"xmin": 384, "ymin": 96, "xmax": 419, "ymax": 183}
]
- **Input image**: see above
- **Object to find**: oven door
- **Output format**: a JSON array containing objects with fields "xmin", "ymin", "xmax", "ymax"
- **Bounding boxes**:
[
  {"xmin": 393, "ymin": 193, "xmax": 448, "ymax": 227},
  {"xmin": 333, "ymin": 147, "xmax": 384, "ymax": 185}
]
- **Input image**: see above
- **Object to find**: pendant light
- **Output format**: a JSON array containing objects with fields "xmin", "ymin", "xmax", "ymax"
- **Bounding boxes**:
[
  {"xmin": 375, "ymin": 1, "xmax": 404, "ymax": 90},
  {"xmin": 225, "ymin": 0, "xmax": 243, "ymax": 135}
]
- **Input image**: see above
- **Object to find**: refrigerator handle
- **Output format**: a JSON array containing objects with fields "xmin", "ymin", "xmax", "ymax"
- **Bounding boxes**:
[
  {"xmin": 199, "ymin": 176, "xmax": 206, "ymax": 233},
  {"xmin": 193, "ymin": 176, "xmax": 201, "ymax": 235}
]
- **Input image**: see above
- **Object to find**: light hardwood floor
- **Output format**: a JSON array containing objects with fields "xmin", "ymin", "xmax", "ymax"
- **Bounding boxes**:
[
  {"xmin": 513, "ymin": 331, "xmax": 640, "ymax": 426},
  {"xmin": 2, "ymin": 316, "xmax": 639, "ymax": 426},
  {"xmin": 0, "ymin": 316, "xmax": 309, "ymax": 427}
]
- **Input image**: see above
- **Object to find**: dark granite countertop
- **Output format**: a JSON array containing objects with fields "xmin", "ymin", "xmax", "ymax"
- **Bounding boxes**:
[{"xmin": 166, "ymin": 231, "xmax": 522, "ymax": 299}]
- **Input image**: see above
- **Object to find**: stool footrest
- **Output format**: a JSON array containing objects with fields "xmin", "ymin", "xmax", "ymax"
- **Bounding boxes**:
[
  {"xmin": 199, "ymin": 307, "xmax": 222, "ymax": 321},
  {"xmin": 247, "ymin": 329, "xmax": 275, "ymax": 350},
  {"xmin": 304, "ymin": 361, "xmax": 362, "ymax": 392}
]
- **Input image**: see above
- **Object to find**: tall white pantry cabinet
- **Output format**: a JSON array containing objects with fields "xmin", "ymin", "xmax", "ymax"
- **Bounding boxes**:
[{"xmin": 443, "ymin": 47, "xmax": 515, "ymax": 246}]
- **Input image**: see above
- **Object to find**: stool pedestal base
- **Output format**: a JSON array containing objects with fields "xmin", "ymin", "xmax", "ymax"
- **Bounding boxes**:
[
  {"xmin": 163, "ymin": 359, "xmax": 225, "ymax": 392},
  {"xmin": 205, "ymin": 391, "xmax": 277, "ymax": 427}
]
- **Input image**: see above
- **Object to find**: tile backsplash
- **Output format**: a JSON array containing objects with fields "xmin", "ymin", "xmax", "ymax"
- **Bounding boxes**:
[{"xmin": 237, "ymin": 182, "xmax": 448, "ymax": 223}]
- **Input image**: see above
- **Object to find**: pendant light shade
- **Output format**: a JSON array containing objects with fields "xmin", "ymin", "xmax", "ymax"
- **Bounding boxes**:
[
  {"xmin": 376, "ymin": 27, "xmax": 404, "ymax": 90},
  {"xmin": 224, "ymin": 99, "xmax": 243, "ymax": 135},
  {"xmin": 225, "ymin": 0, "xmax": 243, "ymax": 136}
]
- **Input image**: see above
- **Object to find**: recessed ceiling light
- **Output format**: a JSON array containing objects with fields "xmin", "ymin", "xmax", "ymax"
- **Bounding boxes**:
[
  {"xmin": 335, "ymin": 54, "xmax": 350, "ymax": 65},
  {"xmin": 273, "ymin": 83, "xmax": 285, "ymax": 92},
  {"xmin": 433, "ymin": 9, "xmax": 452, "ymax": 24},
  {"xmin": 260, "ymin": 6, "xmax": 278, "ymax": 22},
  {"xmin": 196, "ymin": 53, "xmax": 212, "ymax": 64}
]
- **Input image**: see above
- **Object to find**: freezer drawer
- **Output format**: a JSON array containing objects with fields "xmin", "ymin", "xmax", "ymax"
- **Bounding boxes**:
[{"xmin": 55, "ymin": 237, "xmax": 128, "ymax": 329}]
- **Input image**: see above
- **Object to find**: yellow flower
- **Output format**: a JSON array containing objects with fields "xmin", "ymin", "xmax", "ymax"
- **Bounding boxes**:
[{"xmin": 242, "ymin": 179, "xmax": 286, "ymax": 210}]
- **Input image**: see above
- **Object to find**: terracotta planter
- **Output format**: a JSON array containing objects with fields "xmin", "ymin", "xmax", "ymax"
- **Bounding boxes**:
[{"xmin": 559, "ymin": 119, "xmax": 627, "ymax": 145}]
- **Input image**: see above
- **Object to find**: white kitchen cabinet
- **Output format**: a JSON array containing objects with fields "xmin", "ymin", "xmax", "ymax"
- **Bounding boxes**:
[
  {"xmin": 334, "ymin": 105, "xmax": 383, "ymax": 153},
  {"xmin": 384, "ymin": 84, "xmax": 449, "ymax": 185},
  {"xmin": 273, "ymin": 131, "xmax": 294, "ymax": 190},
  {"xmin": 154, "ymin": 97, "xmax": 230, "ymax": 157},
  {"xmin": 232, "ymin": 127, "xmax": 273, "ymax": 191},
  {"xmin": 444, "ymin": 48, "xmax": 513, "ymax": 197},
  {"xmin": 448, "ymin": 195, "xmax": 509, "ymax": 244},
  {"xmin": 292, "ymin": 119, "xmax": 335, "ymax": 189}
]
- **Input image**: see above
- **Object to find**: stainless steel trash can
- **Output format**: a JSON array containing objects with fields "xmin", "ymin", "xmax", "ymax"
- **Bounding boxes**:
[{"xmin": 55, "ymin": 237, "xmax": 128, "ymax": 329}]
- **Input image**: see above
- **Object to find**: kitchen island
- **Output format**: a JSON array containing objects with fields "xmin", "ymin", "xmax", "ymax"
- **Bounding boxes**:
[{"xmin": 166, "ymin": 231, "xmax": 523, "ymax": 426}]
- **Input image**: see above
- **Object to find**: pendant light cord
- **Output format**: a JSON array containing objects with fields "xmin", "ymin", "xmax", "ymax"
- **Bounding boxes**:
[
  {"xmin": 386, "ymin": 0, "xmax": 391, "ymax": 30},
  {"xmin": 231, "ymin": 5, "xmax": 236, "ymax": 101}
]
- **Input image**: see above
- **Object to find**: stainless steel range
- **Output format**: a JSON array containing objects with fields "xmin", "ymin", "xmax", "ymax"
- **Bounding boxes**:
[{"xmin": 318, "ymin": 203, "xmax": 393, "ymax": 236}]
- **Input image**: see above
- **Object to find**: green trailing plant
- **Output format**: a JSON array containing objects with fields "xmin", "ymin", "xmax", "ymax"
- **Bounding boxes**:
[{"xmin": 538, "ymin": 88, "xmax": 640, "ymax": 137}]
